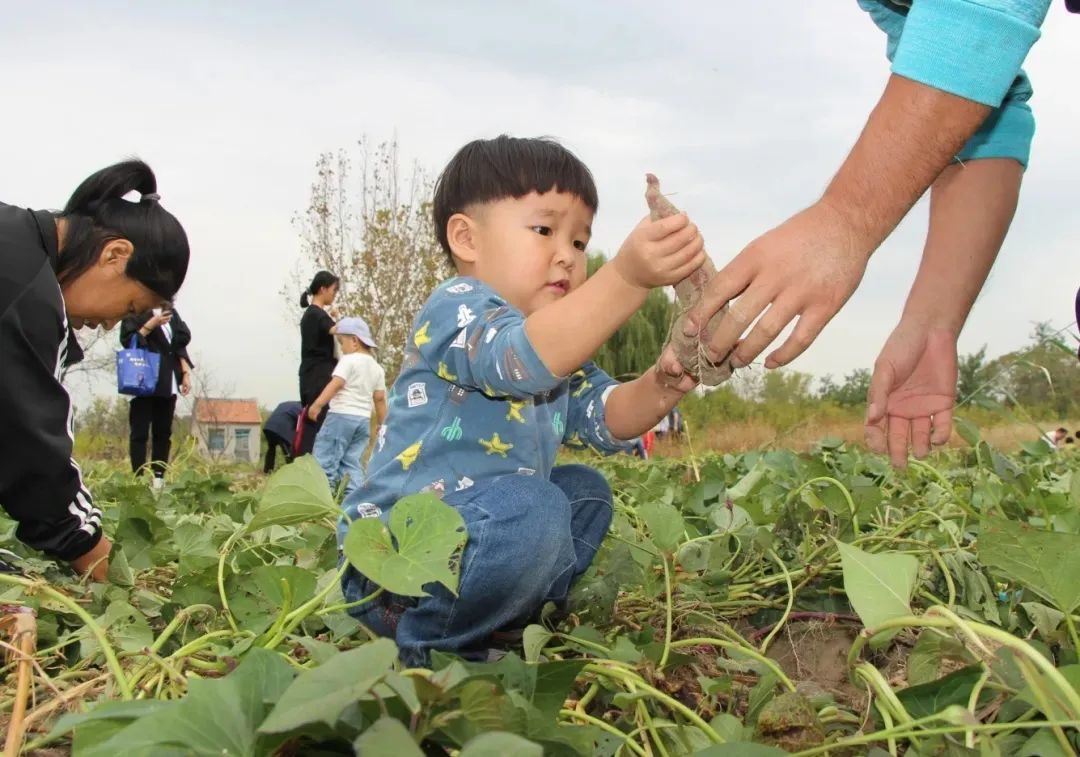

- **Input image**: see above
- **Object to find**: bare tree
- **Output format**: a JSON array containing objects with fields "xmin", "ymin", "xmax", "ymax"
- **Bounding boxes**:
[
  {"xmin": 288, "ymin": 136, "xmax": 451, "ymax": 382},
  {"xmin": 62, "ymin": 329, "xmax": 117, "ymax": 390}
]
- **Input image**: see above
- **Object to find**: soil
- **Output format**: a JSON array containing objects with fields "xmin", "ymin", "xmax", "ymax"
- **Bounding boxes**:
[{"xmin": 764, "ymin": 619, "xmax": 909, "ymax": 711}]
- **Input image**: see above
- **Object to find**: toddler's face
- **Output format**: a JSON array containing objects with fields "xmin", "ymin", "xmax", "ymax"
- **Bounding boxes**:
[{"xmin": 462, "ymin": 190, "xmax": 592, "ymax": 316}]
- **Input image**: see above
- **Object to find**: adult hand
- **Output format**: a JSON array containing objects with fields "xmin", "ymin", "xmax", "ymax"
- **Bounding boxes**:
[
  {"xmin": 307, "ymin": 404, "xmax": 322, "ymax": 422},
  {"xmin": 865, "ymin": 325, "xmax": 958, "ymax": 467},
  {"xmin": 180, "ymin": 370, "xmax": 192, "ymax": 396},
  {"xmin": 70, "ymin": 535, "xmax": 111, "ymax": 582},
  {"xmin": 147, "ymin": 310, "xmax": 173, "ymax": 330},
  {"xmin": 613, "ymin": 213, "xmax": 706, "ymax": 290},
  {"xmin": 684, "ymin": 200, "xmax": 870, "ymax": 370}
]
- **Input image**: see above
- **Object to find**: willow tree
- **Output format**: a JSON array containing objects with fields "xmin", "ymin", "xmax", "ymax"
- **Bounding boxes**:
[
  {"xmin": 291, "ymin": 137, "xmax": 451, "ymax": 382},
  {"xmin": 587, "ymin": 253, "xmax": 675, "ymax": 380}
]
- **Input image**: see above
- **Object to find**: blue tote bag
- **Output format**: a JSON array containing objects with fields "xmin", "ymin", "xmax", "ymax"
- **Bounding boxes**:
[{"xmin": 117, "ymin": 337, "xmax": 160, "ymax": 396}]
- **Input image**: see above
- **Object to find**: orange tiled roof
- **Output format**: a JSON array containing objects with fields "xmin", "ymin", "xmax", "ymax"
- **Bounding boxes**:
[{"xmin": 194, "ymin": 398, "xmax": 262, "ymax": 425}]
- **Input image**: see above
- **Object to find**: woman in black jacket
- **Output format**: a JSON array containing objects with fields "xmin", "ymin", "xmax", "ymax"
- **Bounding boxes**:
[
  {"xmin": 0, "ymin": 160, "xmax": 189, "ymax": 580},
  {"xmin": 297, "ymin": 270, "xmax": 340, "ymax": 454},
  {"xmin": 120, "ymin": 307, "xmax": 193, "ymax": 487}
]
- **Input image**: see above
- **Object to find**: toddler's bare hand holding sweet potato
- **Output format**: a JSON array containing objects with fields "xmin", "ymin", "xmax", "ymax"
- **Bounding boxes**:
[{"xmin": 613, "ymin": 212, "xmax": 706, "ymax": 291}]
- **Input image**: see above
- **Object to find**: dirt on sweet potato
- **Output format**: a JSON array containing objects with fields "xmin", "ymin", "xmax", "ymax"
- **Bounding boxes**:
[{"xmin": 645, "ymin": 174, "xmax": 733, "ymax": 386}]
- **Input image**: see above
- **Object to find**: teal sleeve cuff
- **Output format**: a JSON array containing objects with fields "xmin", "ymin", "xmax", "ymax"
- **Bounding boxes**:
[
  {"xmin": 892, "ymin": 0, "xmax": 1043, "ymax": 106},
  {"xmin": 957, "ymin": 100, "xmax": 1034, "ymax": 166}
]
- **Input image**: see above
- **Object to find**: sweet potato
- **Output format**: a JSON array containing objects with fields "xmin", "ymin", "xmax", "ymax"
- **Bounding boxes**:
[{"xmin": 645, "ymin": 174, "xmax": 733, "ymax": 385}]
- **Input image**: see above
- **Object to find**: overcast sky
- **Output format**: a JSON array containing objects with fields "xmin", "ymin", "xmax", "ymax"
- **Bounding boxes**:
[{"xmin": 4, "ymin": 2, "xmax": 1078, "ymax": 411}]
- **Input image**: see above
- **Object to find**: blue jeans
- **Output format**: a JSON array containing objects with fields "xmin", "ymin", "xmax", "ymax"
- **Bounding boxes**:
[
  {"xmin": 341, "ymin": 464, "xmax": 613, "ymax": 667},
  {"xmin": 313, "ymin": 412, "xmax": 370, "ymax": 496}
]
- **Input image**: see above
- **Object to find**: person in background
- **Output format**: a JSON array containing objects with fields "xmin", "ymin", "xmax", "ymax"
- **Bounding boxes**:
[
  {"xmin": 1041, "ymin": 427, "xmax": 1069, "ymax": 450},
  {"xmin": 120, "ymin": 306, "xmax": 193, "ymax": 489},
  {"xmin": 309, "ymin": 317, "xmax": 387, "ymax": 495},
  {"xmin": 0, "ymin": 160, "xmax": 189, "ymax": 580},
  {"xmin": 262, "ymin": 401, "xmax": 303, "ymax": 474},
  {"xmin": 653, "ymin": 413, "xmax": 671, "ymax": 438},
  {"xmin": 298, "ymin": 270, "xmax": 340, "ymax": 455},
  {"xmin": 642, "ymin": 428, "xmax": 657, "ymax": 458},
  {"xmin": 669, "ymin": 407, "xmax": 684, "ymax": 437}
]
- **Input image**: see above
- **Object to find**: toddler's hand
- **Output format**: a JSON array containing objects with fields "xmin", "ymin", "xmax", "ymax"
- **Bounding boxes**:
[
  {"xmin": 655, "ymin": 344, "xmax": 699, "ymax": 394},
  {"xmin": 614, "ymin": 213, "xmax": 706, "ymax": 290}
]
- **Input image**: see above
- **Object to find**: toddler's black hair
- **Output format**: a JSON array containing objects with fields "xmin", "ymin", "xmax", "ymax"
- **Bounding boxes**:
[{"xmin": 432, "ymin": 135, "xmax": 598, "ymax": 260}]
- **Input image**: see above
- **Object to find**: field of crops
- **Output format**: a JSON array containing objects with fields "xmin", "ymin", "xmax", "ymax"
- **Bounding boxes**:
[{"xmin": 2, "ymin": 423, "xmax": 1079, "ymax": 756}]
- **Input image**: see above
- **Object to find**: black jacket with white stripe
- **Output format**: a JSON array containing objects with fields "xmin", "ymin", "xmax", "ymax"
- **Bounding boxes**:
[{"xmin": 0, "ymin": 202, "xmax": 102, "ymax": 561}]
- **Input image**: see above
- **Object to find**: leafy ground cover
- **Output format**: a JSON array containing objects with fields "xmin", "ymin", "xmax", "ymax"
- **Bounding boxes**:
[{"xmin": 1, "ymin": 421, "xmax": 1079, "ymax": 755}]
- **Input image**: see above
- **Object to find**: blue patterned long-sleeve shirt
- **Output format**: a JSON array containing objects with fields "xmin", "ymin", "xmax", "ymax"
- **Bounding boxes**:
[{"xmin": 339, "ymin": 277, "xmax": 630, "ymax": 525}]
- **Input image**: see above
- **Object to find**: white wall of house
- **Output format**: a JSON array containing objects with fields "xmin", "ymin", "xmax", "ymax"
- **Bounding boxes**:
[{"xmin": 191, "ymin": 421, "xmax": 261, "ymax": 465}]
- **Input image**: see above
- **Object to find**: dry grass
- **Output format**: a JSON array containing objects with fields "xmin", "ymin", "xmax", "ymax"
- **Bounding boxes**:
[{"xmin": 654, "ymin": 418, "xmax": 1080, "ymax": 457}]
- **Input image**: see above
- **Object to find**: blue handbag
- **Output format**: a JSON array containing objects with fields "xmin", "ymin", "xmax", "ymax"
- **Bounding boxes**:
[{"xmin": 117, "ymin": 336, "xmax": 161, "ymax": 396}]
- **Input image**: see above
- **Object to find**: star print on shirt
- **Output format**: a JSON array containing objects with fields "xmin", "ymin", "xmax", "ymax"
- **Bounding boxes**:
[
  {"xmin": 505, "ymin": 400, "xmax": 527, "ymax": 424},
  {"xmin": 572, "ymin": 374, "xmax": 592, "ymax": 398},
  {"xmin": 478, "ymin": 433, "xmax": 513, "ymax": 457},
  {"xmin": 413, "ymin": 321, "xmax": 432, "ymax": 348},
  {"xmin": 396, "ymin": 441, "xmax": 422, "ymax": 470},
  {"xmin": 437, "ymin": 362, "xmax": 458, "ymax": 382}
]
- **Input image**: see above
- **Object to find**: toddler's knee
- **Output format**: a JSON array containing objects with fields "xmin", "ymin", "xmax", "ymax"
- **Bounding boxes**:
[
  {"xmin": 477, "ymin": 476, "xmax": 573, "ymax": 578},
  {"xmin": 553, "ymin": 464, "xmax": 612, "ymax": 503}
]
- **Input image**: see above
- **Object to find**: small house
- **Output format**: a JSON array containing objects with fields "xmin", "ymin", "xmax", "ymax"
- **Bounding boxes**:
[{"xmin": 191, "ymin": 398, "xmax": 263, "ymax": 464}]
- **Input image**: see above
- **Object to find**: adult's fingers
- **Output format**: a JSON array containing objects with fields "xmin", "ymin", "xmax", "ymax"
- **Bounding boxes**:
[
  {"xmin": 646, "ymin": 211, "xmax": 689, "ymax": 240},
  {"xmin": 863, "ymin": 360, "xmax": 893, "ymax": 454},
  {"xmin": 887, "ymin": 416, "xmax": 911, "ymax": 469},
  {"xmin": 764, "ymin": 307, "xmax": 829, "ymax": 368},
  {"xmin": 931, "ymin": 407, "xmax": 953, "ymax": 446},
  {"xmin": 864, "ymin": 417, "xmax": 887, "ymax": 455},
  {"xmin": 683, "ymin": 256, "xmax": 754, "ymax": 339},
  {"xmin": 730, "ymin": 300, "xmax": 798, "ymax": 369},
  {"xmin": 911, "ymin": 416, "xmax": 932, "ymax": 459},
  {"xmin": 865, "ymin": 359, "xmax": 893, "ymax": 427},
  {"xmin": 700, "ymin": 288, "xmax": 771, "ymax": 364}
]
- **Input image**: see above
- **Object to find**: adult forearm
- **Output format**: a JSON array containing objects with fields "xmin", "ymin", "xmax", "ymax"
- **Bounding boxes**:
[
  {"xmin": 525, "ymin": 263, "xmax": 648, "ymax": 377},
  {"xmin": 822, "ymin": 74, "xmax": 990, "ymax": 255},
  {"xmin": 604, "ymin": 369, "xmax": 686, "ymax": 440},
  {"xmin": 899, "ymin": 158, "xmax": 1022, "ymax": 335}
]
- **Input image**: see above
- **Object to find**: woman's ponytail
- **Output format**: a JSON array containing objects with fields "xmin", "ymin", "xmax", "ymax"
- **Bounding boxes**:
[
  {"xmin": 64, "ymin": 160, "xmax": 157, "ymax": 216},
  {"xmin": 302, "ymin": 271, "xmax": 339, "ymax": 309},
  {"xmin": 58, "ymin": 159, "xmax": 189, "ymax": 300}
]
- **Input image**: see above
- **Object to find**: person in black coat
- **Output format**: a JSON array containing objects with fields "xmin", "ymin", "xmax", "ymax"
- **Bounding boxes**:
[
  {"xmin": 0, "ymin": 160, "xmax": 189, "ymax": 581},
  {"xmin": 263, "ymin": 401, "xmax": 302, "ymax": 473},
  {"xmin": 297, "ymin": 270, "xmax": 340, "ymax": 454},
  {"xmin": 120, "ymin": 307, "xmax": 193, "ymax": 484}
]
